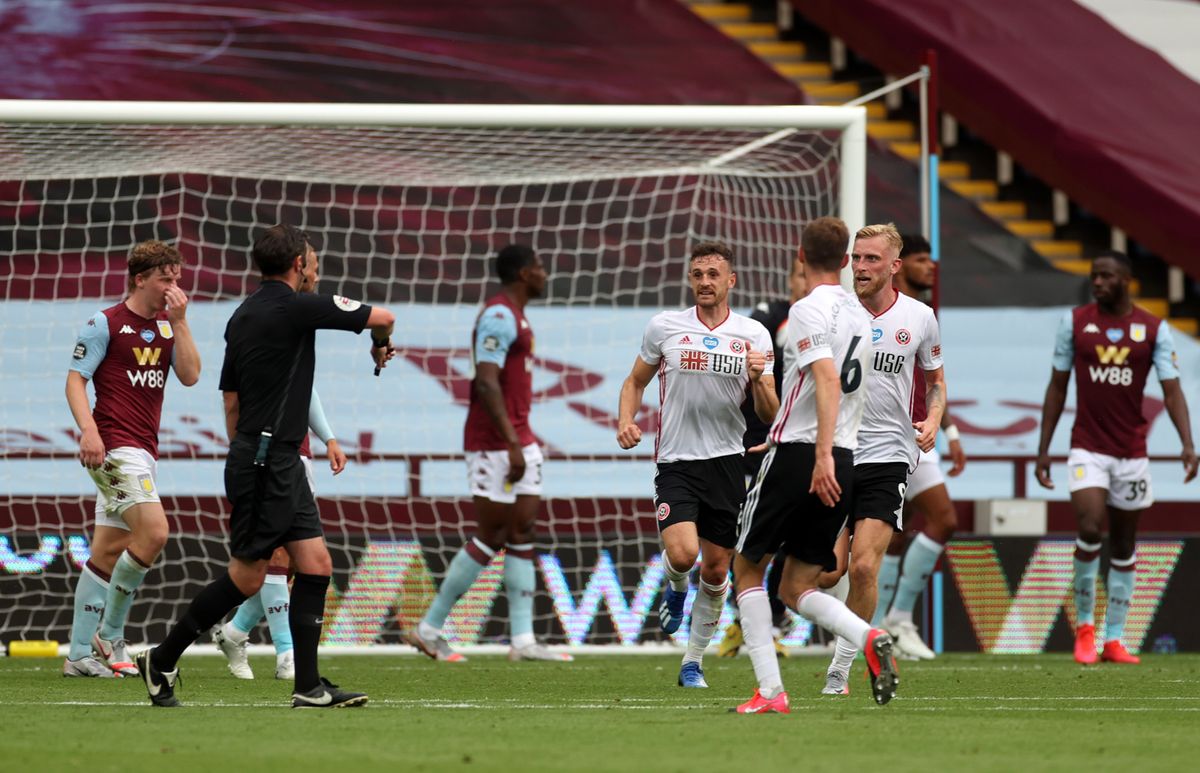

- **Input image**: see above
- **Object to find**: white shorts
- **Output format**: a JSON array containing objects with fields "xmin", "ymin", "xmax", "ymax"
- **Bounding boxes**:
[
  {"xmin": 466, "ymin": 443, "xmax": 544, "ymax": 504},
  {"xmin": 905, "ymin": 448, "xmax": 946, "ymax": 501},
  {"xmin": 1067, "ymin": 448, "xmax": 1153, "ymax": 510},
  {"xmin": 301, "ymin": 455, "xmax": 316, "ymax": 495},
  {"xmin": 87, "ymin": 446, "xmax": 160, "ymax": 530}
]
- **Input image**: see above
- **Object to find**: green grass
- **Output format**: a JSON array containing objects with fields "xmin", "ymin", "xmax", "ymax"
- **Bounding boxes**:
[{"xmin": 2, "ymin": 653, "xmax": 1199, "ymax": 772}]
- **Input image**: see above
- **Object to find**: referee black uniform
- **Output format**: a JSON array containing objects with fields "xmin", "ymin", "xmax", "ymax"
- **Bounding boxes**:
[{"xmin": 220, "ymin": 281, "xmax": 372, "ymax": 558}]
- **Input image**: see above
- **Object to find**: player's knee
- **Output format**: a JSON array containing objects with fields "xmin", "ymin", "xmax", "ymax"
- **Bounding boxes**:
[
  {"xmin": 137, "ymin": 524, "xmax": 169, "ymax": 558},
  {"xmin": 848, "ymin": 559, "xmax": 877, "ymax": 589},
  {"xmin": 927, "ymin": 514, "xmax": 956, "ymax": 543},
  {"xmin": 1077, "ymin": 525, "xmax": 1103, "ymax": 546},
  {"xmin": 665, "ymin": 545, "xmax": 698, "ymax": 572}
]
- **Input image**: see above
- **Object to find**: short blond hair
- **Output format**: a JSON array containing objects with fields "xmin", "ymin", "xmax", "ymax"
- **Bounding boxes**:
[{"xmin": 855, "ymin": 223, "xmax": 903, "ymax": 257}]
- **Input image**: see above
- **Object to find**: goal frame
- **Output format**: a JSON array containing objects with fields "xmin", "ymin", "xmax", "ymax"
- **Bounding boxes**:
[{"xmin": 0, "ymin": 100, "xmax": 867, "ymax": 237}]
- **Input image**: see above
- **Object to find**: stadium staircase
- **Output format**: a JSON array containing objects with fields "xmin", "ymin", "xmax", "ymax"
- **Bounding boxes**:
[{"xmin": 683, "ymin": 0, "xmax": 1198, "ymax": 336}]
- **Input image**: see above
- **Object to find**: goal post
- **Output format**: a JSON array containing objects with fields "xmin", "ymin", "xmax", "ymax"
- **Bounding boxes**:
[{"xmin": 0, "ymin": 101, "xmax": 866, "ymax": 651}]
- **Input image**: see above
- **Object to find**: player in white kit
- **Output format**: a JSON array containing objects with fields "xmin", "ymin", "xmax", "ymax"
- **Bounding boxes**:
[
  {"xmin": 731, "ymin": 217, "xmax": 898, "ymax": 713},
  {"xmin": 820, "ymin": 224, "xmax": 946, "ymax": 695},
  {"xmin": 617, "ymin": 241, "xmax": 777, "ymax": 689}
]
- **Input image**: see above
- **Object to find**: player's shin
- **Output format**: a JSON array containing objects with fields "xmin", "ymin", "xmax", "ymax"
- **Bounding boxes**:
[
  {"xmin": 872, "ymin": 553, "xmax": 901, "ymax": 627},
  {"xmin": 260, "ymin": 572, "xmax": 293, "ymax": 654},
  {"xmin": 1104, "ymin": 555, "xmax": 1136, "ymax": 644},
  {"xmin": 68, "ymin": 562, "xmax": 110, "ymax": 661},
  {"xmin": 737, "ymin": 587, "xmax": 784, "ymax": 698},
  {"xmin": 288, "ymin": 573, "xmax": 329, "ymax": 693},
  {"xmin": 504, "ymin": 543, "xmax": 537, "ymax": 649},
  {"xmin": 153, "ymin": 573, "xmax": 247, "ymax": 673},
  {"xmin": 422, "ymin": 538, "xmax": 492, "ymax": 636},
  {"xmin": 887, "ymin": 533, "xmax": 943, "ymax": 624},
  {"xmin": 1073, "ymin": 539, "xmax": 1102, "ymax": 626},
  {"xmin": 796, "ymin": 589, "xmax": 871, "ymax": 650},
  {"xmin": 99, "ymin": 549, "xmax": 151, "ymax": 641},
  {"xmin": 229, "ymin": 592, "xmax": 266, "ymax": 636},
  {"xmin": 685, "ymin": 578, "xmax": 728, "ymax": 665}
]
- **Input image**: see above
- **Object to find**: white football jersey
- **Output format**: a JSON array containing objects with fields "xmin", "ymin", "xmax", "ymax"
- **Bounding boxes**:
[
  {"xmin": 639, "ymin": 307, "xmax": 774, "ymax": 463},
  {"xmin": 856, "ymin": 292, "xmax": 943, "ymax": 466},
  {"xmin": 768, "ymin": 284, "xmax": 873, "ymax": 450}
]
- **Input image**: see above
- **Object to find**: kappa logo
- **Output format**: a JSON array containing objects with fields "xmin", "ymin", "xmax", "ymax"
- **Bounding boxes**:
[
  {"xmin": 702, "ymin": 336, "xmax": 719, "ymax": 350},
  {"xmin": 895, "ymin": 328, "xmax": 911, "ymax": 346},
  {"xmin": 656, "ymin": 503, "xmax": 671, "ymax": 521},
  {"xmin": 730, "ymin": 339, "xmax": 744, "ymax": 354},
  {"xmin": 1083, "ymin": 323, "xmax": 1100, "ymax": 334},
  {"xmin": 139, "ymin": 329, "xmax": 155, "ymax": 343},
  {"xmin": 119, "ymin": 325, "xmax": 135, "ymax": 335}
]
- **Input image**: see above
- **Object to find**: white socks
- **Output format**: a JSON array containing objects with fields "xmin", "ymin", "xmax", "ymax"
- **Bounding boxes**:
[
  {"xmin": 736, "ymin": 586, "xmax": 783, "ymax": 699},
  {"xmin": 683, "ymin": 578, "xmax": 728, "ymax": 665},
  {"xmin": 797, "ymin": 589, "xmax": 871, "ymax": 651}
]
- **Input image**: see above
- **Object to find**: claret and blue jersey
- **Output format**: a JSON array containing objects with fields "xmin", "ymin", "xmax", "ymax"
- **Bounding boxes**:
[{"xmin": 464, "ymin": 294, "xmax": 536, "ymax": 452}]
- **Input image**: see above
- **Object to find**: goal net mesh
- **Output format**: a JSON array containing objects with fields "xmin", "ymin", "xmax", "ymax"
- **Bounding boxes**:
[{"xmin": 0, "ymin": 119, "xmax": 846, "ymax": 649}]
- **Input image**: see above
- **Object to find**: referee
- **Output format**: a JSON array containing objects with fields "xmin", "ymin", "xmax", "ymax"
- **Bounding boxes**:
[{"xmin": 137, "ymin": 224, "xmax": 396, "ymax": 708}]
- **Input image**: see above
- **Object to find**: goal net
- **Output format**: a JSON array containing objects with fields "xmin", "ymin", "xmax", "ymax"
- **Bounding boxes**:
[{"xmin": 0, "ymin": 101, "xmax": 865, "ymax": 650}]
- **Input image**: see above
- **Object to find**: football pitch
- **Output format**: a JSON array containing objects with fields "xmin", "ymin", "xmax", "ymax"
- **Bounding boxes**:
[{"xmin": 2, "ymin": 653, "xmax": 1198, "ymax": 772}]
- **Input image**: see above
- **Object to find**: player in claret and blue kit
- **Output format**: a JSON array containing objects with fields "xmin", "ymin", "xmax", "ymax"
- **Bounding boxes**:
[
  {"xmin": 63, "ymin": 241, "xmax": 201, "ymax": 678},
  {"xmin": 405, "ymin": 244, "xmax": 572, "ymax": 663},
  {"xmin": 1037, "ymin": 251, "xmax": 1196, "ymax": 665}
]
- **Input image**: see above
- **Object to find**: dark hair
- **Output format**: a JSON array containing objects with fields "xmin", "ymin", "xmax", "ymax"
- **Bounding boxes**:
[
  {"xmin": 252, "ymin": 224, "xmax": 308, "ymax": 276},
  {"xmin": 496, "ymin": 244, "xmax": 537, "ymax": 283},
  {"xmin": 127, "ymin": 240, "xmax": 183, "ymax": 290},
  {"xmin": 1093, "ymin": 250, "xmax": 1133, "ymax": 276},
  {"xmin": 801, "ymin": 216, "xmax": 849, "ymax": 271},
  {"xmin": 689, "ymin": 241, "xmax": 734, "ymax": 265},
  {"xmin": 899, "ymin": 233, "xmax": 931, "ymax": 258}
]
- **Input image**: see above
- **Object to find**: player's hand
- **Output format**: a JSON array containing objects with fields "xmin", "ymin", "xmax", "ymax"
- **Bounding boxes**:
[
  {"xmin": 164, "ymin": 286, "xmax": 189, "ymax": 322},
  {"xmin": 947, "ymin": 439, "xmax": 967, "ymax": 477},
  {"xmin": 1035, "ymin": 453, "xmax": 1054, "ymax": 489},
  {"xmin": 1182, "ymin": 444, "xmax": 1198, "ymax": 483},
  {"xmin": 810, "ymin": 451, "xmax": 842, "ymax": 507},
  {"xmin": 745, "ymin": 342, "xmax": 767, "ymax": 381},
  {"xmin": 617, "ymin": 421, "xmax": 642, "ymax": 449},
  {"xmin": 371, "ymin": 339, "xmax": 395, "ymax": 376},
  {"xmin": 326, "ymin": 438, "xmax": 347, "ymax": 475},
  {"xmin": 913, "ymin": 419, "xmax": 938, "ymax": 453},
  {"xmin": 79, "ymin": 428, "xmax": 105, "ymax": 469},
  {"xmin": 506, "ymin": 441, "xmax": 526, "ymax": 484},
  {"xmin": 746, "ymin": 442, "xmax": 768, "ymax": 454}
]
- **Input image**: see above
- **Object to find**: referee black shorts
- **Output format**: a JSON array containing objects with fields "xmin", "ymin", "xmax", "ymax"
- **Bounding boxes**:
[
  {"xmin": 654, "ymin": 453, "xmax": 745, "ymax": 550},
  {"xmin": 850, "ymin": 462, "xmax": 909, "ymax": 531},
  {"xmin": 225, "ymin": 434, "xmax": 323, "ymax": 561},
  {"xmin": 735, "ymin": 442, "xmax": 854, "ymax": 571}
]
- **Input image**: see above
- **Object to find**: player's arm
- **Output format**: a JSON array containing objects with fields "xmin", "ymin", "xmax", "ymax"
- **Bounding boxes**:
[
  {"xmin": 1153, "ymin": 321, "xmax": 1196, "ymax": 481},
  {"xmin": 309, "ymin": 387, "xmax": 346, "ymax": 475},
  {"xmin": 66, "ymin": 372, "xmax": 104, "ymax": 469},
  {"xmin": 940, "ymin": 409, "xmax": 967, "ymax": 476},
  {"xmin": 472, "ymin": 306, "xmax": 525, "ymax": 482},
  {"xmin": 165, "ymin": 285, "xmax": 200, "ymax": 386},
  {"xmin": 809, "ymin": 357, "xmax": 842, "ymax": 507},
  {"xmin": 366, "ymin": 306, "xmax": 396, "ymax": 373},
  {"xmin": 1036, "ymin": 311, "xmax": 1076, "ymax": 489},
  {"xmin": 747, "ymin": 327, "xmax": 779, "ymax": 422},
  {"xmin": 617, "ymin": 357, "xmax": 658, "ymax": 449},
  {"xmin": 66, "ymin": 312, "xmax": 109, "ymax": 469},
  {"xmin": 914, "ymin": 367, "xmax": 946, "ymax": 453},
  {"xmin": 223, "ymin": 391, "xmax": 239, "ymax": 443}
]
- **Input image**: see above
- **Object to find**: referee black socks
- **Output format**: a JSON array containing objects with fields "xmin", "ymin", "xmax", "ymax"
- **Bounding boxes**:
[
  {"xmin": 289, "ymin": 573, "xmax": 330, "ymax": 693},
  {"xmin": 152, "ymin": 573, "xmax": 247, "ymax": 672}
]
